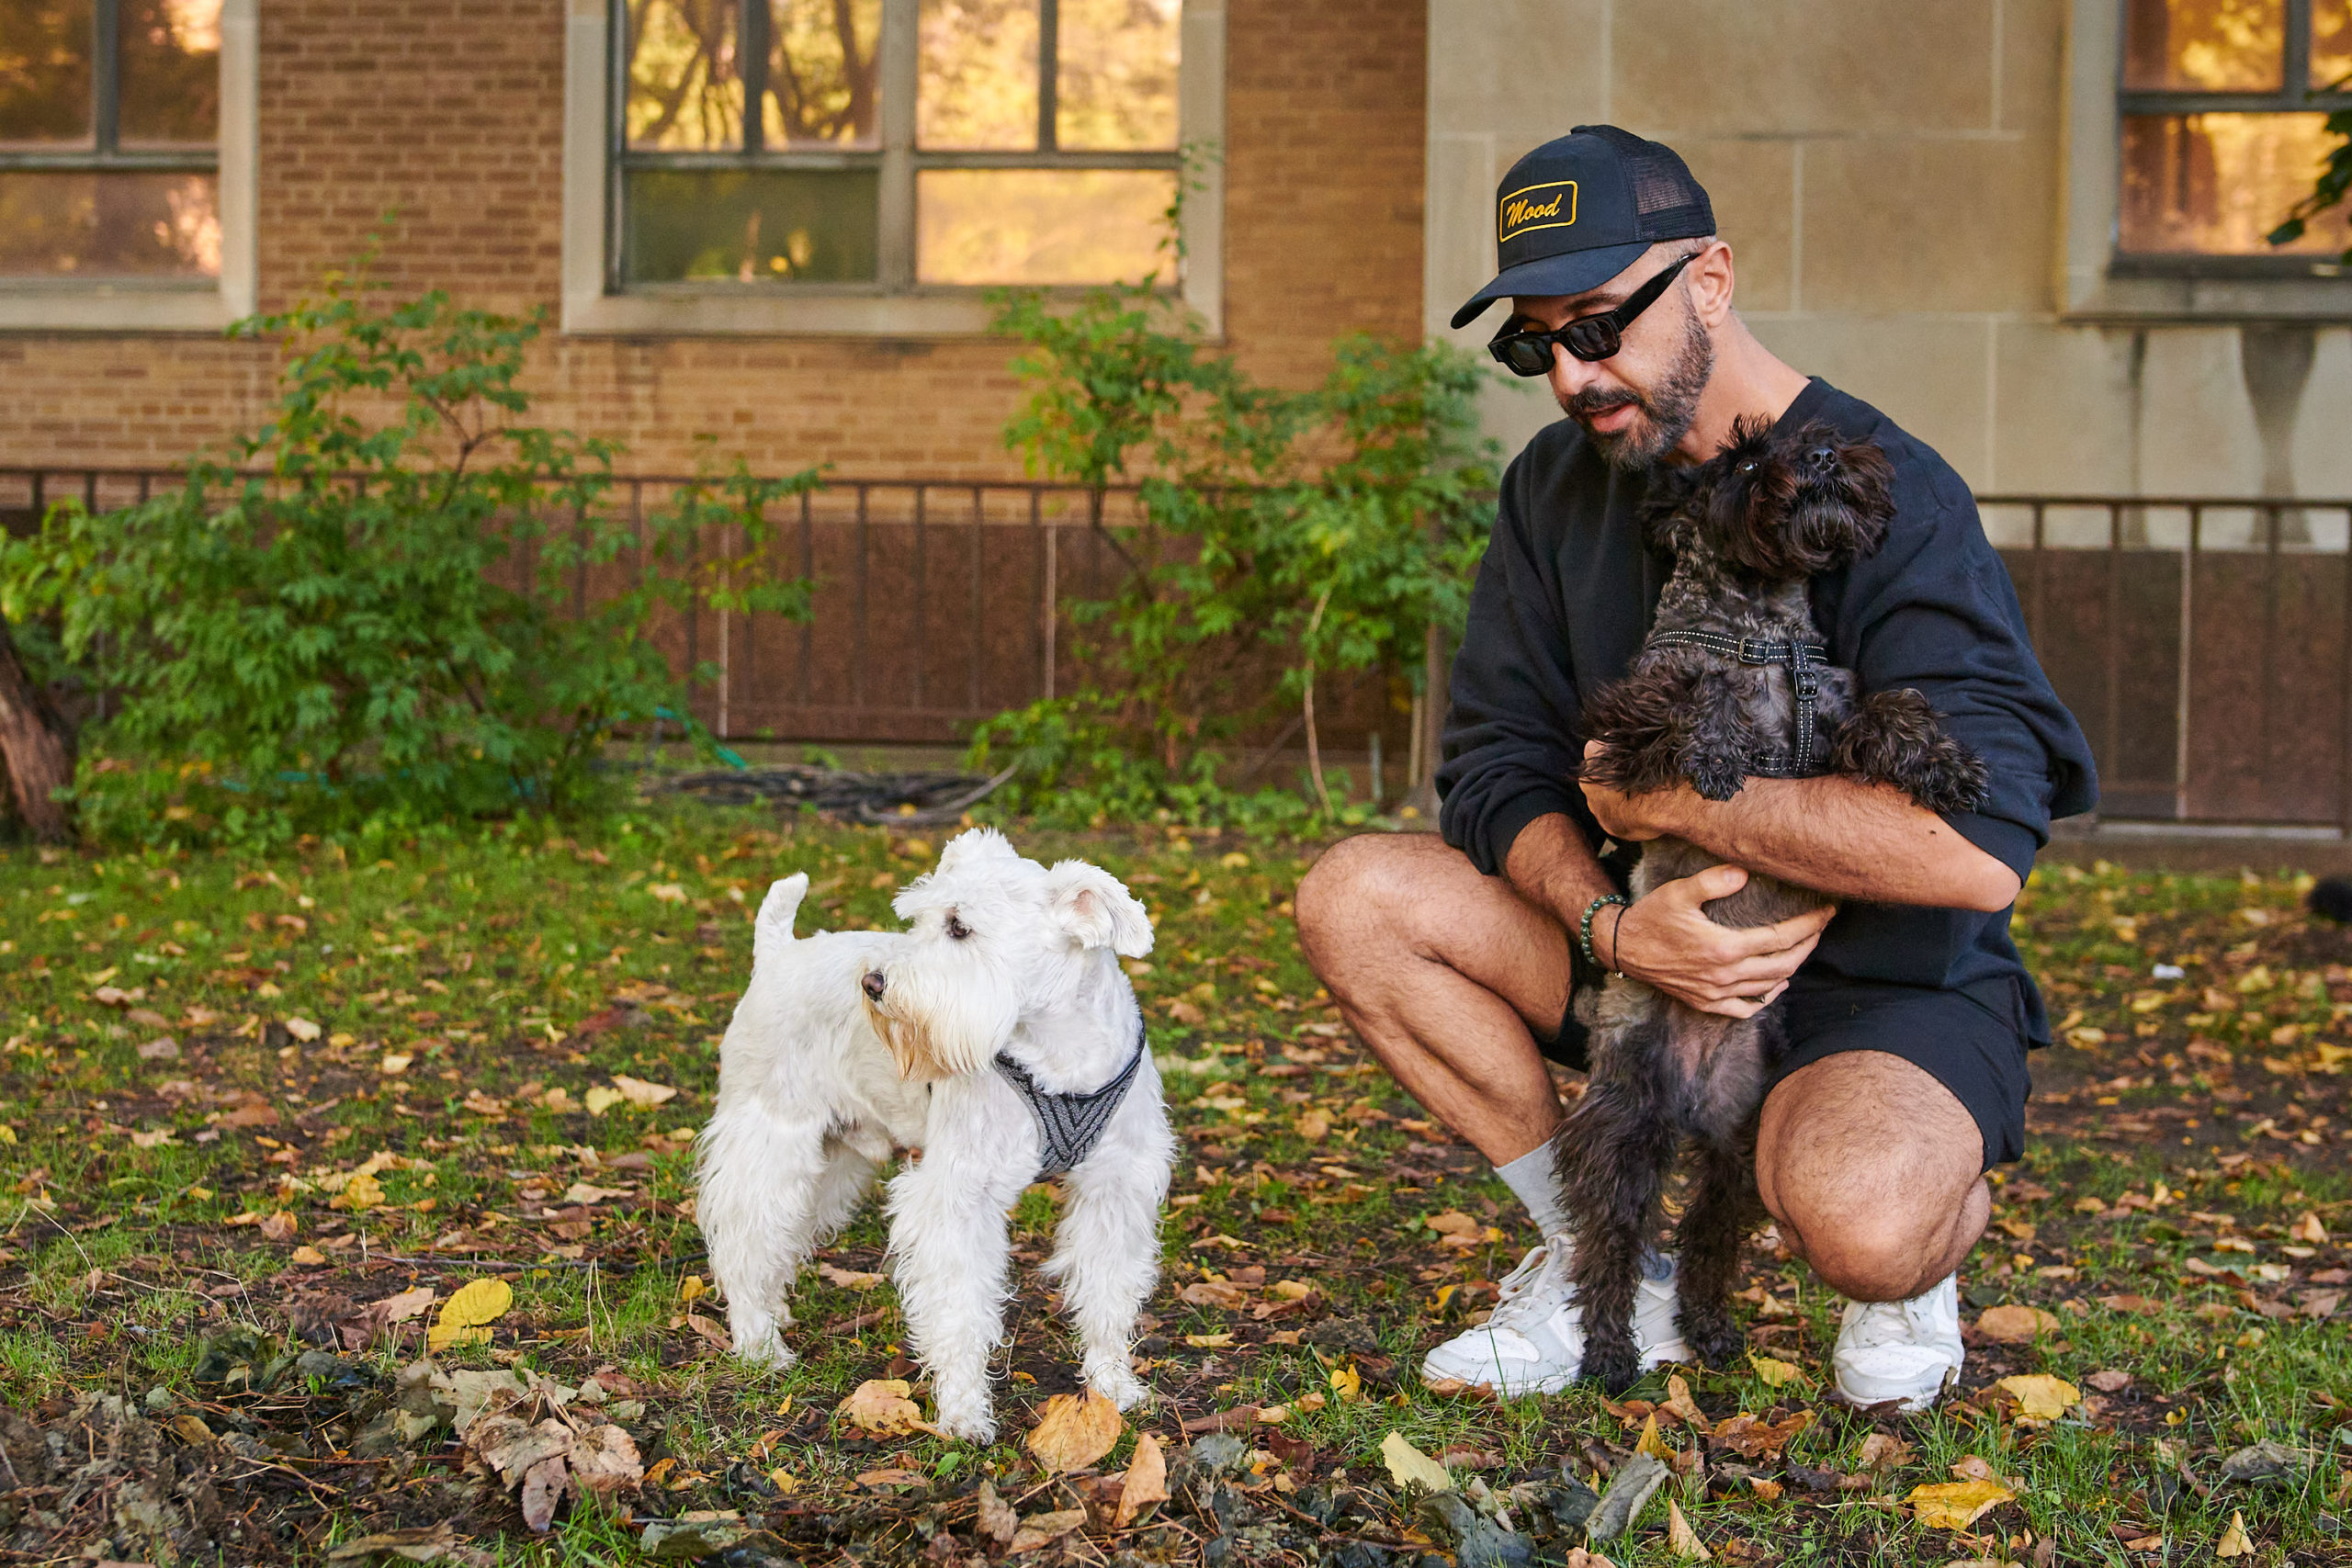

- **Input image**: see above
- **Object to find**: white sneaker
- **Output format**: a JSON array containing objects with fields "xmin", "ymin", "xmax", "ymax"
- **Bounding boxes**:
[
  {"xmin": 1833, "ymin": 1273, "xmax": 1964, "ymax": 1412},
  {"xmin": 1419, "ymin": 1237, "xmax": 1691, "ymax": 1396}
]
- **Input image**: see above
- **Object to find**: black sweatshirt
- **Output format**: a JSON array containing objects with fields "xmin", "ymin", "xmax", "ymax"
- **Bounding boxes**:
[{"xmin": 1436, "ymin": 378, "xmax": 2098, "ymax": 1043}]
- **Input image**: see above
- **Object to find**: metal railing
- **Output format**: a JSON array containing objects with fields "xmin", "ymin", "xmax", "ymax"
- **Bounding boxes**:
[{"xmin": 8, "ymin": 467, "xmax": 2352, "ymax": 826}]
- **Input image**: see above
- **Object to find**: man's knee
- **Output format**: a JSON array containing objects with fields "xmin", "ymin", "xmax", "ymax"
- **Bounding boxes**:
[
  {"xmin": 1770, "ymin": 1189, "xmax": 1956, "ymax": 1302},
  {"xmin": 1295, "ymin": 834, "xmax": 1431, "ymax": 971}
]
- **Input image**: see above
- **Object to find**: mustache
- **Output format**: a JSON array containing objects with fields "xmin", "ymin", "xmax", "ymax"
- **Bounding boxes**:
[{"xmin": 1565, "ymin": 388, "xmax": 1644, "ymax": 422}]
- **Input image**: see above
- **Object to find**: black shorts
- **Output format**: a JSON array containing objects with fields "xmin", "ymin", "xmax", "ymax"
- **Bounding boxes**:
[{"xmin": 1536, "ymin": 976, "xmax": 2031, "ymax": 1171}]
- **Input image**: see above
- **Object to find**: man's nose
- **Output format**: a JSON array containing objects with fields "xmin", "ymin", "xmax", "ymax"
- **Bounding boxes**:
[
  {"xmin": 862, "ymin": 970, "xmax": 887, "ymax": 1001},
  {"xmin": 1546, "ymin": 342, "xmax": 1606, "ymax": 402}
]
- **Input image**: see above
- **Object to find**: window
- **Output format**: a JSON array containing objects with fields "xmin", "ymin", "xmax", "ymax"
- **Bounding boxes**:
[
  {"xmin": 0, "ymin": 0, "xmax": 253, "ymax": 330},
  {"xmin": 565, "ymin": 0, "xmax": 1224, "ymax": 334},
  {"xmin": 2115, "ymin": 0, "xmax": 2352, "ymax": 268}
]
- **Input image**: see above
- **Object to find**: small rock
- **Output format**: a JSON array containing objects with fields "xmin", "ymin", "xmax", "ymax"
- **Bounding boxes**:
[
  {"xmin": 2219, "ymin": 1440, "xmax": 2301, "ymax": 1485},
  {"xmin": 142, "ymin": 1386, "xmax": 173, "ymax": 1411},
  {"xmin": 1192, "ymin": 1434, "xmax": 1250, "ymax": 1474}
]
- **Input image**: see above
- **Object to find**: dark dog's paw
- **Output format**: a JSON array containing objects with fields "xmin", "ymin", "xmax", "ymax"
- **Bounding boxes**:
[
  {"xmin": 1679, "ymin": 1307, "xmax": 1746, "ymax": 1371},
  {"xmin": 1578, "ymin": 1335, "xmax": 1643, "ymax": 1396},
  {"xmin": 1689, "ymin": 756, "xmax": 1747, "ymax": 802},
  {"xmin": 1901, "ymin": 737, "xmax": 1990, "ymax": 815},
  {"xmin": 1832, "ymin": 690, "xmax": 1988, "ymax": 813}
]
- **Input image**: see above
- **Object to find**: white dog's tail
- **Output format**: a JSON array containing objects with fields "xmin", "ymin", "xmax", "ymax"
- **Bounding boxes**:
[{"xmin": 752, "ymin": 874, "xmax": 809, "ymax": 969}]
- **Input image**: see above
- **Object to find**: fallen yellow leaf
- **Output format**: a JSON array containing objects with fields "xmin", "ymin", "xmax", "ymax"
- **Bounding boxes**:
[
  {"xmin": 328, "ymin": 1171, "xmax": 386, "ymax": 1212},
  {"xmin": 1907, "ymin": 1478, "xmax": 2015, "ymax": 1529},
  {"xmin": 1329, "ymin": 1364, "xmax": 1363, "ymax": 1404},
  {"xmin": 612, "ymin": 1074, "xmax": 678, "ymax": 1108},
  {"xmin": 1379, "ymin": 1430, "xmax": 1452, "ymax": 1493},
  {"xmin": 582, "ymin": 1085, "xmax": 623, "ymax": 1117},
  {"xmin": 1295, "ymin": 1108, "xmax": 1331, "ymax": 1143},
  {"xmin": 1666, "ymin": 1498, "xmax": 1712, "ymax": 1561},
  {"xmin": 1182, "ymin": 1333, "xmax": 1234, "ymax": 1348},
  {"xmin": 428, "ymin": 1276, "xmax": 513, "ymax": 1352},
  {"xmin": 1996, "ymin": 1373, "xmax": 2080, "ymax": 1420},
  {"xmin": 286, "ymin": 1017, "xmax": 322, "ymax": 1043},
  {"xmin": 2216, "ymin": 1509, "xmax": 2254, "ymax": 1558},
  {"xmin": 379, "ymin": 1053, "xmax": 413, "ymax": 1076},
  {"xmin": 1748, "ymin": 1352, "xmax": 1804, "ymax": 1388},
  {"xmin": 1974, "ymin": 1303, "xmax": 2052, "ymax": 1344},
  {"xmin": 1025, "ymin": 1390, "xmax": 1123, "ymax": 1473},
  {"xmin": 1635, "ymin": 1412, "xmax": 1675, "ymax": 1461},
  {"xmin": 1114, "ymin": 1430, "xmax": 1170, "ymax": 1528},
  {"xmin": 290, "ymin": 1245, "xmax": 327, "ymax": 1266}
]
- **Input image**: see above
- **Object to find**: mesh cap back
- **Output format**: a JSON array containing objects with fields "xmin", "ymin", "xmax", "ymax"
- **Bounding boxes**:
[{"xmin": 1574, "ymin": 124, "xmax": 1715, "ymax": 241}]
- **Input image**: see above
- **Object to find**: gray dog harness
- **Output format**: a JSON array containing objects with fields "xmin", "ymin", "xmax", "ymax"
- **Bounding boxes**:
[
  {"xmin": 993, "ymin": 1021, "xmax": 1148, "ymax": 1178},
  {"xmin": 1645, "ymin": 629, "xmax": 1830, "ymax": 777}
]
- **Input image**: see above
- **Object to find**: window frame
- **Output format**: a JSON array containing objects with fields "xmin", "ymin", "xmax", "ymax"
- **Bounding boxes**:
[
  {"xmin": 0, "ymin": 0, "xmax": 256, "ymax": 333},
  {"xmin": 2064, "ymin": 0, "xmax": 2352, "ymax": 318},
  {"xmin": 562, "ymin": 0, "xmax": 1225, "ymax": 336}
]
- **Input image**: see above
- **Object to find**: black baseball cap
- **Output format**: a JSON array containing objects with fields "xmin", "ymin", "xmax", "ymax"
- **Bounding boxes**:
[{"xmin": 1450, "ymin": 125, "xmax": 1717, "ymax": 331}]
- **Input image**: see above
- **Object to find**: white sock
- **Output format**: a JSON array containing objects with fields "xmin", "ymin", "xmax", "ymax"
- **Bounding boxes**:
[{"xmin": 1493, "ymin": 1144, "xmax": 1574, "ymax": 1238}]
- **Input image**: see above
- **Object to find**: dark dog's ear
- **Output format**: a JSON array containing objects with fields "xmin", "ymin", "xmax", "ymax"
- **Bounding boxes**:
[{"xmin": 1639, "ymin": 463, "xmax": 1705, "ymax": 558}]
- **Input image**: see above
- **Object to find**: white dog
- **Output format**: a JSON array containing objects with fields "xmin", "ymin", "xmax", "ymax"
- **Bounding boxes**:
[{"xmin": 696, "ymin": 827, "xmax": 1172, "ymax": 1439}]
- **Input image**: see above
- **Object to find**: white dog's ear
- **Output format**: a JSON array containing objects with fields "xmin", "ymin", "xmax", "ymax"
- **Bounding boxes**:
[
  {"xmin": 1046, "ymin": 861, "xmax": 1154, "ymax": 958},
  {"xmin": 938, "ymin": 827, "xmax": 1022, "ymax": 874},
  {"xmin": 753, "ymin": 874, "xmax": 808, "ymax": 969}
]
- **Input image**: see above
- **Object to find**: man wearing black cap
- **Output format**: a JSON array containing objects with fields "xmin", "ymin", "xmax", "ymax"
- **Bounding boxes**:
[{"xmin": 1296, "ymin": 127, "xmax": 2094, "ymax": 1409}]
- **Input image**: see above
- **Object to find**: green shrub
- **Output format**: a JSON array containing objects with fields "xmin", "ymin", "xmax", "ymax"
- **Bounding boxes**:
[
  {"xmin": 972, "ymin": 274, "xmax": 1496, "ymax": 829},
  {"xmin": 0, "ymin": 263, "xmax": 816, "ymax": 845}
]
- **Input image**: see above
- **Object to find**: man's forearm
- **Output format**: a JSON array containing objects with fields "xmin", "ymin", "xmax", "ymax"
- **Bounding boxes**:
[
  {"xmin": 1643, "ymin": 774, "xmax": 2020, "ymax": 911},
  {"xmin": 1502, "ymin": 813, "xmax": 1619, "ymax": 931}
]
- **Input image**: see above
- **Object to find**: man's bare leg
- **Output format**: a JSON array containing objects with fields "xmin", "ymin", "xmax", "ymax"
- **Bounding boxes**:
[
  {"xmin": 1755, "ymin": 1050, "xmax": 1989, "ymax": 1301},
  {"xmin": 1295, "ymin": 834, "xmax": 1575, "ymax": 1165}
]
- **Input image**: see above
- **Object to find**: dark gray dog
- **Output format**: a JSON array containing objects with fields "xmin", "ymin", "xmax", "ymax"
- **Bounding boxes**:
[{"xmin": 1554, "ymin": 416, "xmax": 1988, "ymax": 1393}]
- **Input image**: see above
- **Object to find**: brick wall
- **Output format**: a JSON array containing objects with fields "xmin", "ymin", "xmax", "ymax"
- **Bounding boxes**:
[{"xmin": 1, "ymin": 0, "xmax": 1426, "ymax": 479}]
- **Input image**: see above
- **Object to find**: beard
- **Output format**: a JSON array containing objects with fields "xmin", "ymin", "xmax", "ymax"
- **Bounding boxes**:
[{"xmin": 1562, "ymin": 308, "xmax": 1715, "ymax": 470}]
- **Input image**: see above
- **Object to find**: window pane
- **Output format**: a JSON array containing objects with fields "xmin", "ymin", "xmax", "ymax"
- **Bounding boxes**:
[
  {"xmin": 2120, "ymin": 112, "xmax": 2350, "ymax": 253},
  {"xmin": 917, "ymin": 167, "xmax": 1172, "ymax": 283},
  {"xmin": 0, "ymin": 170, "xmax": 219, "ymax": 276},
  {"xmin": 2315, "ymin": 0, "xmax": 2352, "ymax": 86},
  {"xmin": 764, "ymin": 0, "xmax": 880, "ymax": 146},
  {"xmin": 119, "ymin": 0, "xmax": 220, "ymax": 148},
  {"xmin": 628, "ymin": 0, "xmax": 744, "ymax": 151},
  {"xmin": 2123, "ymin": 0, "xmax": 2283, "ymax": 90},
  {"xmin": 624, "ymin": 166, "xmax": 878, "ymax": 282},
  {"xmin": 0, "ymin": 0, "xmax": 94, "ymax": 147},
  {"xmin": 1055, "ymin": 0, "xmax": 1178, "ymax": 151},
  {"xmin": 918, "ymin": 0, "xmax": 1036, "ymax": 150}
]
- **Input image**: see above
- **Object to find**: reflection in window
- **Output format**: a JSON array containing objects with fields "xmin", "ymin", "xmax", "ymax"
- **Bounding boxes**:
[
  {"xmin": 0, "ymin": 0, "xmax": 220, "ymax": 278},
  {"xmin": 2125, "ymin": 0, "xmax": 2285, "ymax": 91},
  {"xmin": 2123, "ymin": 112, "xmax": 2351, "ymax": 253},
  {"xmin": 2315, "ymin": 0, "xmax": 2352, "ymax": 84},
  {"xmin": 917, "ymin": 167, "xmax": 1173, "ymax": 282},
  {"xmin": 616, "ymin": 0, "xmax": 1185, "ymax": 291},
  {"xmin": 917, "ymin": 0, "xmax": 1038, "ymax": 150},
  {"xmin": 1054, "ymin": 0, "xmax": 1178, "ymax": 151}
]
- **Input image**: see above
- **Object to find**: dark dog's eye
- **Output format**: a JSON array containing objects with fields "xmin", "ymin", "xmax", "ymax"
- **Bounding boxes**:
[
  {"xmin": 945, "ymin": 913, "xmax": 972, "ymax": 941},
  {"xmin": 1738, "ymin": 461, "xmax": 1756, "ymax": 473}
]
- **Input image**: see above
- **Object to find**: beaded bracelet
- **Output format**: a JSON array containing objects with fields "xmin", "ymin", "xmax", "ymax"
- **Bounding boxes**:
[{"xmin": 1579, "ymin": 893, "xmax": 1629, "ymax": 977}]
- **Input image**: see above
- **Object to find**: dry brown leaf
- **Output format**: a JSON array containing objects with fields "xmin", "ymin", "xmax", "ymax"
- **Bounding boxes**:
[
  {"xmin": 258, "ymin": 1212, "xmax": 297, "ymax": 1243},
  {"xmin": 1662, "ymin": 1373, "xmax": 1705, "ymax": 1427},
  {"xmin": 818, "ymin": 1262, "xmax": 888, "ymax": 1291},
  {"xmin": 2085, "ymin": 1369, "xmax": 2132, "ymax": 1393},
  {"xmin": 1007, "ymin": 1508, "xmax": 1089, "ymax": 1553},
  {"xmin": 519, "ymin": 1455, "xmax": 567, "ymax": 1531},
  {"xmin": 1856, "ymin": 1432, "xmax": 1914, "ymax": 1472},
  {"xmin": 976, "ymin": 1480, "xmax": 1020, "ymax": 1544},
  {"xmin": 1709, "ymin": 1409, "xmax": 1814, "ymax": 1460},
  {"xmin": 1973, "ymin": 1304, "xmax": 2054, "ymax": 1344},
  {"xmin": 1114, "ymin": 1431, "xmax": 1169, "ymax": 1528},
  {"xmin": 1025, "ymin": 1390, "xmax": 1123, "ymax": 1473},
  {"xmin": 837, "ymin": 1379, "xmax": 928, "ymax": 1437},
  {"xmin": 1178, "ymin": 1280, "xmax": 1251, "ymax": 1309}
]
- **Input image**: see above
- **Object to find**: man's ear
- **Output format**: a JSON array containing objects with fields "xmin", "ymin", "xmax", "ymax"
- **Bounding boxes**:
[{"xmin": 1045, "ymin": 861, "xmax": 1155, "ymax": 958}]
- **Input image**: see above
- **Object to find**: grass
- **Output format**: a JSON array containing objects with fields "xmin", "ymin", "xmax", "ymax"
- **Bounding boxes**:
[{"xmin": 0, "ymin": 805, "xmax": 2346, "ymax": 1565}]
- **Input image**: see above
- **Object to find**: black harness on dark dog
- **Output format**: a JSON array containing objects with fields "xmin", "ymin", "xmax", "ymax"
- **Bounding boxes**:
[
  {"xmin": 993, "ymin": 1021, "xmax": 1148, "ymax": 1178},
  {"xmin": 1644, "ymin": 629, "xmax": 1830, "ymax": 778}
]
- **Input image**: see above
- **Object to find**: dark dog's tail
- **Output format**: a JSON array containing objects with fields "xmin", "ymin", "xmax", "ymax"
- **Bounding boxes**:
[{"xmin": 2309, "ymin": 875, "xmax": 2352, "ymax": 923}]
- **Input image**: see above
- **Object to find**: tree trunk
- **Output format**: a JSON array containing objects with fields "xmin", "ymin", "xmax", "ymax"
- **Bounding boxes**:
[{"xmin": 0, "ymin": 615, "xmax": 74, "ymax": 842}]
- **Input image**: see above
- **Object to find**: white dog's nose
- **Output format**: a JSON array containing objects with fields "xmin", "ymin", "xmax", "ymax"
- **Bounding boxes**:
[{"xmin": 861, "ymin": 970, "xmax": 887, "ymax": 1001}]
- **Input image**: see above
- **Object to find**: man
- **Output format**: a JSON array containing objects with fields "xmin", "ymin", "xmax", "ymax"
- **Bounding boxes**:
[{"xmin": 1295, "ymin": 127, "xmax": 2095, "ymax": 1410}]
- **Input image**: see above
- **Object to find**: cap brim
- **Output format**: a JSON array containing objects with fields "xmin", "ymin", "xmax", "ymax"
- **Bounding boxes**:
[{"xmin": 1449, "ymin": 241, "xmax": 1655, "ymax": 332}]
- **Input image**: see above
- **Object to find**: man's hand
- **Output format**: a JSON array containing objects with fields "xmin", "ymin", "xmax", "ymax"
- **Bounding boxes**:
[
  {"xmin": 1603, "ymin": 863, "xmax": 1835, "ymax": 1019},
  {"xmin": 1579, "ymin": 739, "xmax": 1681, "ymax": 842}
]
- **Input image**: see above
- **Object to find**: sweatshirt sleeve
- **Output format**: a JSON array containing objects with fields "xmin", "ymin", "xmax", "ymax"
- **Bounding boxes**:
[
  {"xmin": 1835, "ymin": 464, "xmax": 2099, "ymax": 884},
  {"xmin": 1436, "ymin": 459, "xmax": 1600, "ymax": 875}
]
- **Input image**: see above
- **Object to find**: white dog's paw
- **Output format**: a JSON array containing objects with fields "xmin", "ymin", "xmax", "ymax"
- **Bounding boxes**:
[
  {"xmin": 930, "ymin": 1392, "xmax": 998, "ymax": 1443},
  {"xmin": 1086, "ymin": 1361, "xmax": 1151, "ymax": 1412},
  {"xmin": 729, "ymin": 1325, "xmax": 797, "ymax": 1370}
]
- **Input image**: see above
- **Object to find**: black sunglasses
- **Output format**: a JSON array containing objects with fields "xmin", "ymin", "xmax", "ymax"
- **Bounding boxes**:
[{"xmin": 1487, "ymin": 251, "xmax": 1698, "ymax": 377}]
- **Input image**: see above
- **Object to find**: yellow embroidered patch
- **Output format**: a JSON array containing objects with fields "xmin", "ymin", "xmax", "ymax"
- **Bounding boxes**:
[{"xmin": 1499, "ymin": 180, "xmax": 1577, "ymax": 243}]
